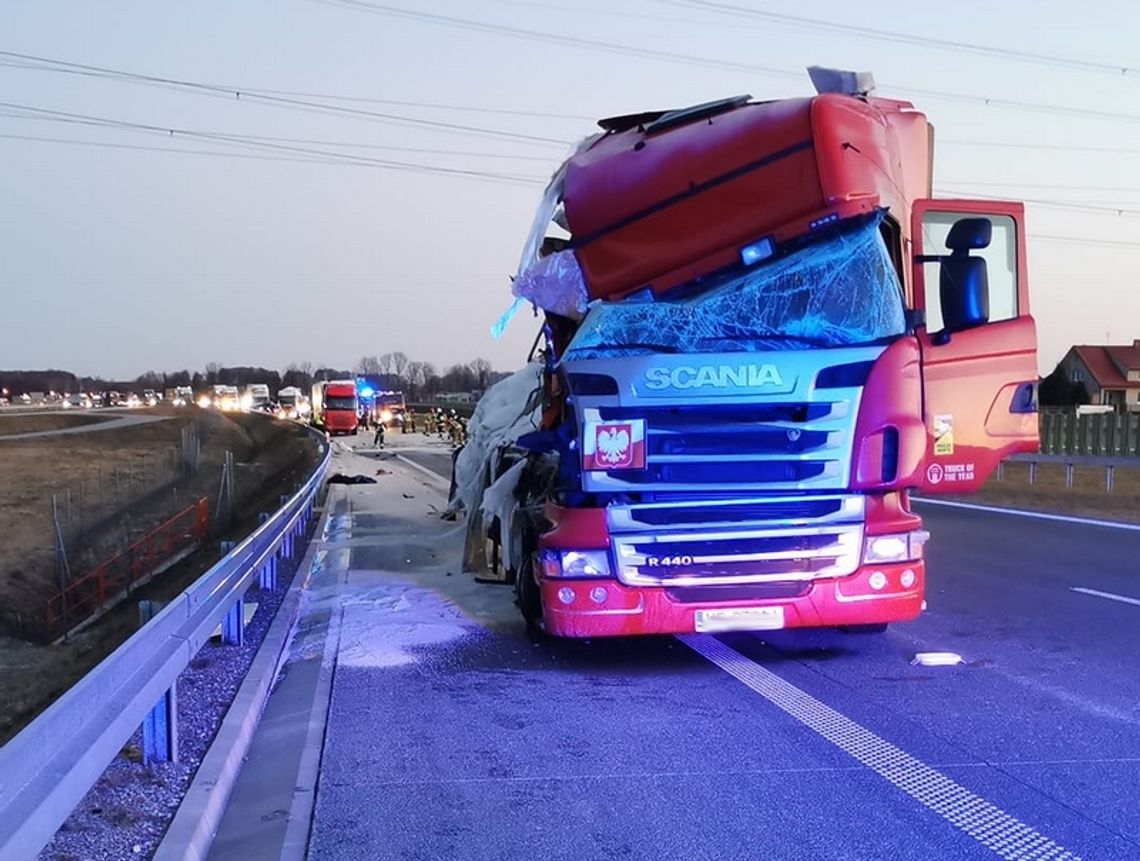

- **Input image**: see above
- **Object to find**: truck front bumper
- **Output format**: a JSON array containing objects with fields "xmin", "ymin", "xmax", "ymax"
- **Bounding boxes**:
[{"xmin": 539, "ymin": 562, "xmax": 924, "ymax": 638}]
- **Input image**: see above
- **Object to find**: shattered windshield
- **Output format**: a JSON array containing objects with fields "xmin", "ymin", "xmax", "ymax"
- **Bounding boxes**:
[{"xmin": 564, "ymin": 213, "xmax": 906, "ymax": 359}]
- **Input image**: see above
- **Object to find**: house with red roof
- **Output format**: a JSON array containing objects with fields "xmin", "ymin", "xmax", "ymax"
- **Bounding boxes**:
[{"xmin": 1059, "ymin": 342, "xmax": 1140, "ymax": 411}]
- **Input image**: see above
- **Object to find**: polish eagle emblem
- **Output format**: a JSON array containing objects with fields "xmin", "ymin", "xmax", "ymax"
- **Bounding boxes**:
[{"xmin": 597, "ymin": 426, "xmax": 632, "ymax": 465}]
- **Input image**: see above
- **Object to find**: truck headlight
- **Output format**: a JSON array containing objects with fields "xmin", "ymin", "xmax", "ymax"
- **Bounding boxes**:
[
  {"xmin": 553, "ymin": 549, "xmax": 612, "ymax": 578},
  {"xmin": 863, "ymin": 531, "xmax": 929, "ymax": 564}
]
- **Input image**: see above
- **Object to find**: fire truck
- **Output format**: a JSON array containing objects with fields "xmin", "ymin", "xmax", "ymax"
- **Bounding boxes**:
[{"xmin": 462, "ymin": 69, "xmax": 1038, "ymax": 637}]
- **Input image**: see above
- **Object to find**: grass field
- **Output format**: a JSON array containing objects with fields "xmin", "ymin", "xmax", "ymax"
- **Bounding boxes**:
[{"xmin": 0, "ymin": 407, "xmax": 321, "ymax": 742}]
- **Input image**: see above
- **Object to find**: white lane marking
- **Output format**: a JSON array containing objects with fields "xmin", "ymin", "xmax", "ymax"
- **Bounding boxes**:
[
  {"xmin": 393, "ymin": 452, "xmax": 452, "ymax": 491},
  {"xmin": 680, "ymin": 634, "xmax": 1082, "ymax": 861},
  {"xmin": 1070, "ymin": 586, "xmax": 1140, "ymax": 608},
  {"xmin": 913, "ymin": 497, "xmax": 1140, "ymax": 532}
]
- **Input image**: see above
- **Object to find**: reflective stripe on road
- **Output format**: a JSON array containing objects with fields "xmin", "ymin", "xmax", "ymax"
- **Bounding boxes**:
[{"xmin": 680, "ymin": 633, "xmax": 1082, "ymax": 861}]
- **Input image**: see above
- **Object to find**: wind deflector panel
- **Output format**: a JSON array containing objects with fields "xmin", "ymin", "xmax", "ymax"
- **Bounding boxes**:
[{"xmin": 564, "ymin": 98, "xmax": 821, "ymax": 301}]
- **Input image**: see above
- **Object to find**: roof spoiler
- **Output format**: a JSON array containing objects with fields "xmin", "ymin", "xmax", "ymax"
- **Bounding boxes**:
[{"xmin": 807, "ymin": 66, "xmax": 876, "ymax": 97}]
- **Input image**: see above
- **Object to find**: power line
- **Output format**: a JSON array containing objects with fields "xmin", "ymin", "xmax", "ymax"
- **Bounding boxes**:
[
  {"xmin": 309, "ymin": 0, "xmax": 804, "ymax": 78},
  {"xmin": 311, "ymin": 2, "xmax": 1140, "ymax": 126},
  {"xmin": 941, "ymin": 138, "xmax": 1140, "ymax": 156},
  {"xmin": 940, "ymin": 179, "xmax": 1140, "ymax": 195},
  {"xmin": 0, "ymin": 57, "xmax": 593, "ymax": 122},
  {"xmin": 936, "ymin": 189, "xmax": 1140, "ymax": 217},
  {"xmin": 0, "ymin": 109, "xmax": 563, "ymax": 161},
  {"xmin": 0, "ymin": 51, "xmax": 573, "ymax": 148},
  {"xmin": 666, "ymin": 0, "xmax": 1140, "ymax": 76},
  {"xmin": 0, "ymin": 131, "xmax": 366, "ymax": 167},
  {"xmin": 0, "ymin": 103, "xmax": 548, "ymax": 184},
  {"xmin": 1031, "ymin": 234, "xmax": 1140, "ymax": 248}
]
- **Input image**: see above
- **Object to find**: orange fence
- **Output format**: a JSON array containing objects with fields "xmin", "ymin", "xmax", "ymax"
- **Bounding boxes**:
[{"xmin": 44, "ymin": 498, "xmax": 209, "ymax": 640}]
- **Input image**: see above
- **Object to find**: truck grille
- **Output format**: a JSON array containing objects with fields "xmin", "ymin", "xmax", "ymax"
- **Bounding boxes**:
[
  {"xmin": 607, "ymin": 495, "xmax": 863, "ymax": 587},
  {"xmin": 583, "ymin": 400, "xmax": 854, "ymax": 493},
  {"xmin": 612, "ymin": 524, "xmax": 862, "ymax": 587}
]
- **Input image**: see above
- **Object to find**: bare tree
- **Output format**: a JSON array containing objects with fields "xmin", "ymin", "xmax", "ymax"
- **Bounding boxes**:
[
  {"xmin": 378, "ymin": 353, "xmax": 395, "ymax": 376},
  {"xmin": 391, "ymin": 351, "xmax": 409, "ymax": 384},
  {"xmin": 469, "ymin": 358, "xmax": 492, "ymax": 389},
  {"xmin": 357, "ymin": 355, "xmax": 382, "ymax": 376}
]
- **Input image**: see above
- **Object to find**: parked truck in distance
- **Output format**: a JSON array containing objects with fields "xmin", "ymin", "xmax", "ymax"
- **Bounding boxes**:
[
  {"xmin": 311, "ymin": 380, "xmax": 359, "ymax": 435},
  {"xmin": 276, "ymin": 386, "xmax": 308, "ymax": 420},
  {"xmin": 243, "ymin": 383, "xmax": 271, "ymax": 412},
  {"xmin": 459, "ymin": 68, "xmax": 1039, "ymax": 639}
]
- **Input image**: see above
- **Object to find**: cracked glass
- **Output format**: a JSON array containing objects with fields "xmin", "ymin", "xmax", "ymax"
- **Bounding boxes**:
[{"xmin": 564, "ymin": 213, "xmax": 906, "ymax": 360}]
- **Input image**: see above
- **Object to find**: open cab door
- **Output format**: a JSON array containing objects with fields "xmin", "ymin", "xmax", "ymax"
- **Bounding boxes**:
[{"xmin": 911, "ymin": 200, "xmax": 1039, "ymax": 494}]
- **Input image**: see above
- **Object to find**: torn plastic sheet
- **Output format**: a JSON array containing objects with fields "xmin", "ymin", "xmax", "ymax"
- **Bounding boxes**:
[
  {"xmin": 511, "ymin": 249, "xmax": 589, "ymax": 320},
  {"xmin": 480, "ymin": 459, "xmax": 528, "ymax": 570},
  {"xmin": 564, "ymin": 213, "xmax": 906, "ymax": 359},
  {"xmin": 490, "ymin": 296, "xmax": 527, "ymax": 340},
  {"xmin": 449, "ymin": 362, "xmax": 543, "ymax": 521}
]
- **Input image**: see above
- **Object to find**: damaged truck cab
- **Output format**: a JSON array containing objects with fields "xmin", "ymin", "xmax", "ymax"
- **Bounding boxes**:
[{"xmin": 476, "ymin": 72, "xmax": 1038, "ymax": 637}]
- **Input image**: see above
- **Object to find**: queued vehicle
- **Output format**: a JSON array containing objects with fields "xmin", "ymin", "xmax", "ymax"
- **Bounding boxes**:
[{"xmin": 311, "ymin": 380, "xmax": 359, "ymax": 435}]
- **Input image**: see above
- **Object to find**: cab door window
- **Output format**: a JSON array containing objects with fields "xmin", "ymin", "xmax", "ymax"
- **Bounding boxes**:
[{"xmin": 921, "ymin": 212, "xmax": 1017, "ymax": 332}]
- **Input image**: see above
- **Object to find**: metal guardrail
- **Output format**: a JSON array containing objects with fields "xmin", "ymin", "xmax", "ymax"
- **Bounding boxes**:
[
  {"xmin": 1008, "ymin": 452, "xmax": 1140, "ymax": 468},
  {"xmin": 0, "ymin": 431, "xmax": 330, "ymax": 859}
]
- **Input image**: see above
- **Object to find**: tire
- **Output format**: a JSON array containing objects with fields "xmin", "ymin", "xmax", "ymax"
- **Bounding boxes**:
[
  {"xmin": 515, "ymin": 546, "xmax": 543, "ymax": 636},
  {"xmin": 839, "ymin": 623, "xmax": 889, "ymax": 634}
]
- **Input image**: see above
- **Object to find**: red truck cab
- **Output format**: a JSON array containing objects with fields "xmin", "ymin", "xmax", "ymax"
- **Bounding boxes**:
[
  {"xmin": 318, "ymin": 380, "xmax": 359, "ymax": 435},
  {"xmin": 480, "ymin": 73, "xmax": 1038, "ymax": 638}
]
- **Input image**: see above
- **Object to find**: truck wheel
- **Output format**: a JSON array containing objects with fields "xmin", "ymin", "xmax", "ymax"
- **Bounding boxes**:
[
  {"xmin": 840, "ymin": 623, "xmax": 889, "ymax": 634},
  {"xmin": 515, "ymin": 551, "xmax": 543, "ymax": 636}
]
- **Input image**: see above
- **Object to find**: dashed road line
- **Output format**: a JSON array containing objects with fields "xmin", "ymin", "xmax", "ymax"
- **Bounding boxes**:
[
  {"xmin": 1070, "ymin": 586, "xmax": 1140, "ymax": 608},
  {"xmin": 680, "ymin": 633, "xmax": 1082, "ymax": 861}
]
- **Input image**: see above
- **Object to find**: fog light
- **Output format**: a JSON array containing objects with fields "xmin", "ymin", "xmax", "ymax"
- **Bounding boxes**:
[
  {"xmin": 868, "ymin": 571, "xmax": 887, "ymax": 591},
  {"xmin": 900, "ymin": 568, "xmax": 917, "ymax": 589},
  {"xmin": 590, "ymin": 586, "xmax": 608, "ymax": 604},
  {"xmin": 557, "ymin": 587, "xmax": 576, "ymax": 605}
]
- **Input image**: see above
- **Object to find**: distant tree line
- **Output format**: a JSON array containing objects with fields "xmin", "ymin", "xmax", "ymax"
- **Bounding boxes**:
[{"xmin": 0, "ymin": 354, "xmax": 510, "ymax": 400}]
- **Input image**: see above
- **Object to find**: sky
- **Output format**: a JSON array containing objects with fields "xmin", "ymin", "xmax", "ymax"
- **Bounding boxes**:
[{"xmin": 3, "ymin": 0, "xmax": 1140, "ymax": 379}]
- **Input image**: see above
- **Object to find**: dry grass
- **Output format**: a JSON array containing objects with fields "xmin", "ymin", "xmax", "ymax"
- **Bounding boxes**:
[
  {"xmin": 0, "ymin": 408, "xmax": 251, "ymax": 614},
  {"xmin": 938, "ymin": 460, "xmax": 1140, "ymax": 524},
  {"xmin": 0, "ymin": 409, "xmax": 320, "ymax": 742}
]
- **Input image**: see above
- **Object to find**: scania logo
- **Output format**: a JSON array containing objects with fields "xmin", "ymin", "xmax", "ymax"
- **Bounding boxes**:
[{"xmin": 643, "ymin": 364, "xmax": 785, "ymax": 391}]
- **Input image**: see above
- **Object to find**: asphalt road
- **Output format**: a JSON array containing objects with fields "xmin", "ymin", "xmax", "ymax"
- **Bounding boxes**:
[{"xmin": 218, "ymin": 437, "xmax": 1140, "ymax": 861}]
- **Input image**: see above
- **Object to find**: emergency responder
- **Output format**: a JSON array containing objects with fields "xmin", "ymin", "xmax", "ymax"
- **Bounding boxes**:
[
  {"xmin": 407, "ymin": 409, "xmax": 417, "ymax": 433},
  {"xmin": 373, "ymin": 416, "xmax": 385, "ymax": 448}
]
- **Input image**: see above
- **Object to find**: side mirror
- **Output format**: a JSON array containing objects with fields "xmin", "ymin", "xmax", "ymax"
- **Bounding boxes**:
[{"xmin": 939, "ymin": 218, "xmax": 991, "ymax": 336}]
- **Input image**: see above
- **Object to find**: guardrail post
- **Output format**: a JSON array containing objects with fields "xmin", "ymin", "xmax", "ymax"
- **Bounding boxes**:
[
  {"xmin": 222, "ymin": 599, "xmax": 245, "ymax": 646},
  {"xmin": 1107, "ymin": 465, "xmax": 1115, "ymax": 493},
  {"xmin": 1065, "ymin": 463, "xmax": 1074, "ymax": 489},
  {"xmin": 256, "ymin": 513, "xmax": 278, "ymax": 590},
  {"xmin": 220, "ymin": 540, "xmax": 235, "ymax": 555},
  {"xmin": 1029, "ymin": 461, "xmax": 1038, "ymax": 485},
  {"xmin": 996, "ymin": 461, "xmax": 1004, "ymax": 482},
  {"xmin": 139, "ymin": 600, "xmax": 177, "ymax": 764},
  {"xmin": 260, "ymin": 557, "xmax": 277, "ymax": 591}
]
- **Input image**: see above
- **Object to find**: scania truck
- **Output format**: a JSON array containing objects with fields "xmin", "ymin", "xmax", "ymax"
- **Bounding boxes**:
[
  {"xmin": 311, "ymin": 380, "xmax": 359, "ymax": 435},
  {"xmin": 461, "ymin": 69, "xmax": 1039, "ymax": 637}
]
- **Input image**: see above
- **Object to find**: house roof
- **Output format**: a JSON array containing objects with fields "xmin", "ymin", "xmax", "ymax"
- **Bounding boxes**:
[{"xmin": 1072, "ymin": 343, "xmax": 1140, "ymax": 389}]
